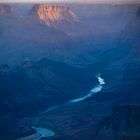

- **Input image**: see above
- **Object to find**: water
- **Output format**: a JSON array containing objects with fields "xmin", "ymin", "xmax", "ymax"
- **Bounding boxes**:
[
  {"xmin": 40, "ymin": 105, "xmax": 58, "ymax": 115},
  {"xmin": 71, "ymin": 74, "xmax": 105, "ymax": 103},
  {"xmin": 39, "ymin": 74, "xmax": 106, "ymax": 114},
  {"xmin": 32, "ymin": 126, "xmax": 55, "ymax": 140},
  {"xmin": 97, "ymin": 74, "xmax": 105, "ymax": 85}
]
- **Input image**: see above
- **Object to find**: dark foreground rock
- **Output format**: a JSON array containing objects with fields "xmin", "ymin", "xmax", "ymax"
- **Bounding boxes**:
[{"xmin": 95, "ymin": 105, "xmax": 140, "ymax": 140}]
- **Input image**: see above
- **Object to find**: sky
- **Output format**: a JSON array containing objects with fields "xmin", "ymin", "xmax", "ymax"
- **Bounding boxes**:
[{"xmin": 0, "ymin": 0, "xmax": 140, "ymax": 3}]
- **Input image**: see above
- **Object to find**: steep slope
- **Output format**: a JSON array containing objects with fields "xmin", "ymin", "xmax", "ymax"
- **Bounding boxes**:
[
  {"xmin": 0, "ymin": 4, "xmax": 73, "ymax": 65},
  {"xmin": 136, "ymin": 6, "xmax": 140, "ymax": 16},
  {"xmin": 30, "ymin": 4, "xmax": 78, "ymax": 28},
  {"xmin": 0, "ymin": 58, "xmax": 96, "ymax": 116},
  {"xmin": 121, "ymin": 6, "xmax": 140, "ymax": 44},
  {"xmin": 0, "ymin": 4, "xmax": 137, "ymax": 66},
  {"xmin": 29, "ymin": 4, "xmax": 105, "ymax": 41},
  {"xmin": 30, "ymin": 57, "xmax": 140, "ymax": 140},
  {"xmin": 0, "ymin": 58, "xmax": 97, "ymax": 139}
]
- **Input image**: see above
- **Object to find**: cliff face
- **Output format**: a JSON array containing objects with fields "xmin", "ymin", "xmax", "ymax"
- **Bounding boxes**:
[
  {"xmin": 0, "ymin": 4, "xmax": 11, "ymax": 15},
  {"xmin": 30, "ymin": 4, "xmax": 78, "ymax": 28},
  {"xmin": 121, "ymin": 6, "xmax": 140, "ymax": 44},
  {"xmin": 136, "ymin": 7, "xmax": 140, "ymax": 17},
  {"xmin": 96, "ymin": 105, "xmax": 140, "ymax": 140},
  {"xmin": 120, "ymin": 127, "xmax": 140, "ymax": 140}
]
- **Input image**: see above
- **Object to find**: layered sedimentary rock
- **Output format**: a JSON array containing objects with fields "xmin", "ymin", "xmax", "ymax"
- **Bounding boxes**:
[{"xmin": 30, "ymin": 4, "xmax": 78, "ymax": 28}]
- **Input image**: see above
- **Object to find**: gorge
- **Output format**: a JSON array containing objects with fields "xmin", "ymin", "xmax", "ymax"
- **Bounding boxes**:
[{"xmin": 0, "ymin": 3, "xmax": 140, "ymax": 140}]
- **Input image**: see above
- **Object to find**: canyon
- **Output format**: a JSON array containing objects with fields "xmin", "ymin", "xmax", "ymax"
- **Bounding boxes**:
[{"xmin": 0, "ymin": 3, "xmax": 140, "ymax": 140}]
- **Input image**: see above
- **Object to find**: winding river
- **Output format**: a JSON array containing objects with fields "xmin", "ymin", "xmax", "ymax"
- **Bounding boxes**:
[
  {"xmin": 32, "ymin": 127, "xmax": 55, "ymax": 140},
  {"xmin": 70, "ymin": 74, "xmax": 106, "ymax": 103},
  {"xmin": 33, "ymin": 74, "xmax": 105, "ymax": 139},
  {"xmin": 40, "ymin": 74, "xmax": 106, "ymax": 114}
]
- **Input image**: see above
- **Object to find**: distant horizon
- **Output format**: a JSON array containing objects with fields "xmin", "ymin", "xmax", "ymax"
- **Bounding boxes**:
[{"xmin": 0, "ymin": 0, "xmax": 140, "ymax": 4}]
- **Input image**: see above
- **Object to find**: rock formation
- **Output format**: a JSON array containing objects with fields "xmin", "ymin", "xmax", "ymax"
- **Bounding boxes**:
[
  {"xmin": 30, "ymin": 4, "xmax": 78, "ymax": 28},
  {"xmin": 96, "ymin": 105, "xmax": 140, "ymax": 140}
]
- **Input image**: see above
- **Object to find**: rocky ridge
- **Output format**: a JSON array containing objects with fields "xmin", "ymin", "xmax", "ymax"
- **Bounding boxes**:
[{"xmin": 30, "ymin": 4, "xmax": 78, "ymax": 28}]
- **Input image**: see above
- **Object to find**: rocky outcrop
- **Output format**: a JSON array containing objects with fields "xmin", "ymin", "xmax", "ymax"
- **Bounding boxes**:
[
  {"xmin": 136, "ymin": 7, "xmax": 140, "ymax": 17},
  {"xmin": 113, "ymin": 105, "xmax": 140, "ymax": 130},
  {"xmin": 120, "ymin": 126, "xmax": 140, "ymax": 140},
  {"xmin": 30, "ymin": 4, "xmax": 78, "ymax": 28},
  {"xmin": 96, "ymin": 105, "xmax": 140, "ymax": 140},
  {"xmin": 121, "ymin": 5, "xmax": 140, "ymax": 44}
]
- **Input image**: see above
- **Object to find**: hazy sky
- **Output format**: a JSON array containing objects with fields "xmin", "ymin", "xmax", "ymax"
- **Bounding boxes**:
[{"xmin": 0, "ymin": 0, "xmax": 140, "ymax": 3}]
